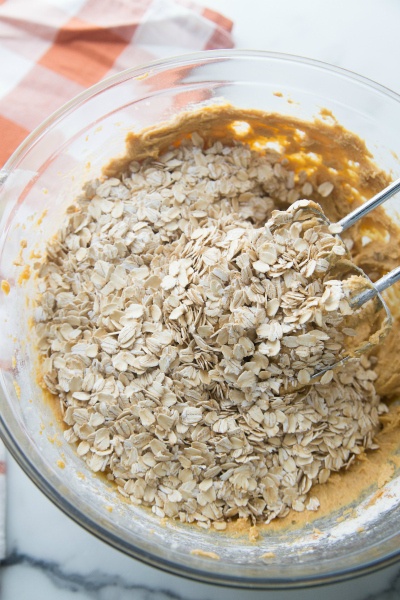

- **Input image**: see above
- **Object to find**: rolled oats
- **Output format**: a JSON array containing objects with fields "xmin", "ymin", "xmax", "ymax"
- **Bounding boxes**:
[{"xmin": 35, "ymin": 136, "xmax": 386, "ymax": 528}]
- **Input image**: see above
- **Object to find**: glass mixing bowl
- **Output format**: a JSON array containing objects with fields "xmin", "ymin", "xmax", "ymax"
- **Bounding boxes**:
[{"xmin": 1, "ymin": 50, "xmax": 400, "ymax": 589}]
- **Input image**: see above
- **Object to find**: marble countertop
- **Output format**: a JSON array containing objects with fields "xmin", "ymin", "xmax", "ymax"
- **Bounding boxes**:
[{"xmin": 2, "ymin": 0, "xmax": 400, "ymax": 598}]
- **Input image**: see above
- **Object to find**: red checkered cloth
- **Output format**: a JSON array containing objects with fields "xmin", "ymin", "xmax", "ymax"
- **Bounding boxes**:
[{"xmin": 0, "ymin": 0, "xmax": 234, "ymax": 166}]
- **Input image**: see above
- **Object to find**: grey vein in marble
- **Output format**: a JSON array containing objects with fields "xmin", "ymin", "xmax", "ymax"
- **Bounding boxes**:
[
  {"xmin": 364, "ymin": 568, "xmax": 400, "ymax": 600},
  {"xmin": 3, "ymin": 551, "xmax": 400, "ymax": 600},
  {"xmin": 0, "ymin": 552, "xmax": 202, "ymax": 600}
]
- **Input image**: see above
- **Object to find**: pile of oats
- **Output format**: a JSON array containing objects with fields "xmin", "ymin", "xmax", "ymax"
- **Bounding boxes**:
[{"xmin": 35, "ymin": 136, "xmax": 386, "ymax": 527}]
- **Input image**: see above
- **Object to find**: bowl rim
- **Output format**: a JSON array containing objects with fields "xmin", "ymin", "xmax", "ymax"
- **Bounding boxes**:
[
  {"xmin": 2, "ymin": 48, "xmax": 400, "ymax": 176},
  {"xmin": 1, "ymin": 48, "xmax": 400, "ymax": 589}
]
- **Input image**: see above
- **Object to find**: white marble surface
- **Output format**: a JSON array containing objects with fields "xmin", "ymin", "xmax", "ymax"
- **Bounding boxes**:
[{"xmin": 2, "ymin": 0, "xmax": 400, "ymax": 598}]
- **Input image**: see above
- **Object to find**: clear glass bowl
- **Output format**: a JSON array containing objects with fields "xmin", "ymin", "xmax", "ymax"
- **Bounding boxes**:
[{"xmin": 1, "ymin": 50, "xmax": 400, "ymax": 589}]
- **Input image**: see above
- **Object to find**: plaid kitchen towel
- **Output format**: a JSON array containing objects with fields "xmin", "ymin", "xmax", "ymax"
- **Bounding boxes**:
[{"xmin": 0, "ymin": 0, "xmax": 234, "ymax": 166}]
